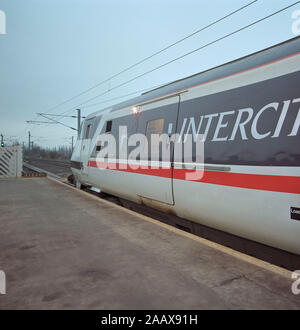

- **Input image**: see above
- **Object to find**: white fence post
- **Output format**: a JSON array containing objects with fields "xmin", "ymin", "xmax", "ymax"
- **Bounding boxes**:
[
  {"xmin": 0, "ymin": 270, "xmax": 5, "ymax": 294},
  {"xmin": 0, "ymin": 146, "xmax": 23, "ymax": 178}
]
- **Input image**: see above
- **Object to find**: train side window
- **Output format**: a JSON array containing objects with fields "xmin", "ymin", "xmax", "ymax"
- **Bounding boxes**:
[
  {"xmin": 89, "ymin": 116, "xmax": 102, "ymax": 139},
  {"xmin": 85, "ymin": 124, "xmax": 91, "ymax": 139},
  {"xmin": 146, "ymin": 118, "xmax": 164, "ymax": 139},
  {"xmin": 96, "ymin": 144, "xmax": 101, "ymax": 151},
  {"xmin": 106, "ymin": 120, "xmax": 112, "ymax": 133}
]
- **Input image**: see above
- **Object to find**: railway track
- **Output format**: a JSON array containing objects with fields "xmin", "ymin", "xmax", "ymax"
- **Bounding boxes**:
[
  {"xmin": 22, "ymin": 163, "xmax": 47, "ymax": 177},
  {"xmin": 24, "ymin": 157, "xmax": 71, "ymax": 178}
]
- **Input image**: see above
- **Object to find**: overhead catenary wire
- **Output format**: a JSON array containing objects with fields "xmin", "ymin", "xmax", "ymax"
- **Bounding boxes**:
[
  {"xmin": 28, "ymin": 1, "xmax": 259, "ymax": 135},
  {"xmin": 30, "ymin": 0, "xmax": 300, "ymax": 140},
  {"xmin": 57, "ymin": 0, "xmax": 300, "ymax": 118},
  {"xmin": 76, "ymin": 84, "xmax": 164, "ymax": 109},
  {"xmin": 38, "ymin": 114, "xmax": 78, "ymax": 131},
  {"xmin": 37, "ymin": 83, "xmax": 166, "ymax": 129},
  {"xmin": 37, "ymin": 113, "xmax": 85, "ymax": 118},
  {"xmin": 38, "ymin": 0, "xmax": 259, "ymax": 116}
]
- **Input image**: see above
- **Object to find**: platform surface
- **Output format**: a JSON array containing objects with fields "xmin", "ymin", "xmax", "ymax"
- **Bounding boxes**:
[{"xmin": 0, "ymin": 177, "xmax": 299, "ymax": 310}]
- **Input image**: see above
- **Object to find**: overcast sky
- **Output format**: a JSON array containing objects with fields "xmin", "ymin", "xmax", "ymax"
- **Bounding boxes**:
[{"xmin": 0, "ymin": 0, "xmax": 299, "ymax": 148}]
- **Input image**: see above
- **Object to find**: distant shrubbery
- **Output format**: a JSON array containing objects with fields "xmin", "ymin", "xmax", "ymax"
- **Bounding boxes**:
[{"xmin": 24, "ymin": 145, "xmax": 72, "ymax": 160}]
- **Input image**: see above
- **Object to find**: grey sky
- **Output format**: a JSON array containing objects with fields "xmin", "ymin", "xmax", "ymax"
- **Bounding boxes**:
[{"xmin": 0, "ymin": 0, "xmax": 299, "ymax": 148}]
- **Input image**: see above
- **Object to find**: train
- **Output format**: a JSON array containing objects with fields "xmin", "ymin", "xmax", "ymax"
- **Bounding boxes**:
[{"xmin": 71, "ymin": 36, "xmax": 300, "ymax": 257}]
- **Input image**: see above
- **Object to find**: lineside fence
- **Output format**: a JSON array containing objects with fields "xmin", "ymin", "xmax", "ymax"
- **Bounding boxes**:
[{"xmin": 0, "ymin": 146, "xmax": 23, "ymax": 178}]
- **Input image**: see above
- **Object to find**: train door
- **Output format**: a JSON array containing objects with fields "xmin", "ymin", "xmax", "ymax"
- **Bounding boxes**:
[
  {"xmin": 80, "ymin": 118, "xmax": 95, "ymax": 178},
  {"xmin": 135, "ymin": 95, "xmax": 180, "ymax": 205}
]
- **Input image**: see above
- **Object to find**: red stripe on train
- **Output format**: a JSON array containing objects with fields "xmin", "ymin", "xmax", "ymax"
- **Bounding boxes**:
[
  {"xmin": 173, "ymin": 168, "xmax": 300, "ymax": 194},
  {"xmin": 87, "ymin": 161, "xmax": 300, "ymax": 194},
  {"xmin": 88, "ymin": 160, "xmax": 171, "ymax": 178}
]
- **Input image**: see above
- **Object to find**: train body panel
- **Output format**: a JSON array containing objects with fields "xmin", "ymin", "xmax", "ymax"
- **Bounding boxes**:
[
  {"xmin": 172, "ymin": 169, "xmax": 300, "ymax": 254},
  {"xmin": 71, "ymin": 37, "xmax": 300, "ymax": 255}
]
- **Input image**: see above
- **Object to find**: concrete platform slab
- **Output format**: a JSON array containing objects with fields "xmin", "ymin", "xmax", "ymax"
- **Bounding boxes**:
[{"xmin": 0, "ymin": 177, "xmax": 299, "ymax": 309}]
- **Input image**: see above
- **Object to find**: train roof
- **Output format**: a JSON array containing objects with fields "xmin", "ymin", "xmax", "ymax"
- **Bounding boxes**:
[{"xmin": 86, "ymin": 36, "xmax": 300, "ymax": 119}]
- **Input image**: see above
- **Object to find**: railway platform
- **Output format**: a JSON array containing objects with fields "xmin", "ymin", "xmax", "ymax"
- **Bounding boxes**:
[{"xmin": 0, "ymin": 177, "xmax": 299, "ymax": 309}]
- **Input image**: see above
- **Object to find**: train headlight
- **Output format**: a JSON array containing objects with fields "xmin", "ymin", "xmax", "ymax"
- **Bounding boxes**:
[{"xmin": 132, "ymin": 106, "xmax": 140, "ymax": 114}]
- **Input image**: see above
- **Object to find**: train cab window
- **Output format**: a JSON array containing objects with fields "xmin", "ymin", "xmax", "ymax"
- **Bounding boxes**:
[
  {"xmin": 80, "ymin": 122, "xmax": 86, "ymax": 140},
  {"xmin": 85, "ymin": 124, "xmax": 91, "ymax": 139},
  {"xmin": 106, "ymin": 120, "xmax": 112, "ymax": 133},
  {"xmin": 146, "ymin": 118, "xmax": 164, "ymax": 139}
]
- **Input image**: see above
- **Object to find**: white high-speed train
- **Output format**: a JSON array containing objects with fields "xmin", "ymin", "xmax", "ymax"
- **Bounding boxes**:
[{"xmin": 71, "ymin": 37, "xmax": 300, "ymax": 257}]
